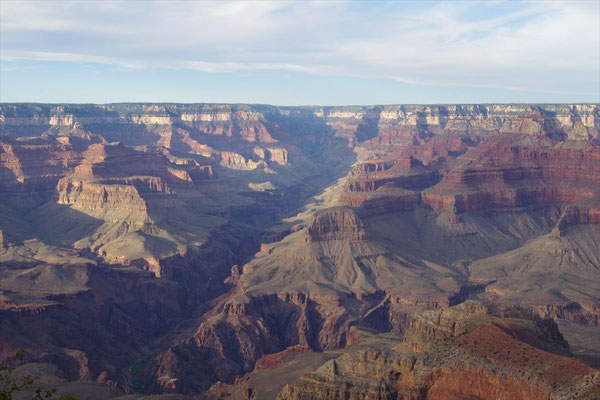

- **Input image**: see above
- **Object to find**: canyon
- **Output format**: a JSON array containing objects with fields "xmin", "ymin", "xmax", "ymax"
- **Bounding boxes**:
[{"xmin": 0, "ymin": 103, "xmax": 599, "ymax": 399}]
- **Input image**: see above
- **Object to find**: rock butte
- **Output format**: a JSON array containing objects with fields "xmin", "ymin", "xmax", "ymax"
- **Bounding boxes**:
[{"xmin": 0, "ymin": 103, "xmax": 599, "ymax": 399}]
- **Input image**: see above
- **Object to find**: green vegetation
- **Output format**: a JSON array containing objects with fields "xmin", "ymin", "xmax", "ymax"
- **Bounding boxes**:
[
  {"xmin": 124, "ymin": 358, "xmax": 149, "ymax": 394},
  {"xmin": 0, "ymin": 352, "xmax": 77, "ymax": 400}
]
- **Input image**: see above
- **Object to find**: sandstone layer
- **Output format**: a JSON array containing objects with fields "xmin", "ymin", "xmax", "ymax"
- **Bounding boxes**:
[
  {"xmin": 279, "ymin": 302, "xmax": 600, "ymax": 400},
  {"xmin": 0, "ymin": 103, "xmax": 599, "ymax": 398}
]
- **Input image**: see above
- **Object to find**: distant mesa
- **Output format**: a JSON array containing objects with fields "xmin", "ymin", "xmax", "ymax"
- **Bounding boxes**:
[{"xmin": 0, "ymin": 102, "xmax": 599, "ymax": 398}]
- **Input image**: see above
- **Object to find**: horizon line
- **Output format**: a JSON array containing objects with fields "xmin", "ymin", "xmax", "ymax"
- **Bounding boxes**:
[{"xmin": 2, "ymin": 101, "xmax": 600, "ymax": 107}]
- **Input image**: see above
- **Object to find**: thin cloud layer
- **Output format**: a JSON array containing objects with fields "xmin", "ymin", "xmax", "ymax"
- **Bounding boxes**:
[{"xmin": 1, "ymin": 0, "xmax": 599, "ymax": 99}]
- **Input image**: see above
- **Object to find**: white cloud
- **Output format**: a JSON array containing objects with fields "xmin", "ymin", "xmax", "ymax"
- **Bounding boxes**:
[{"xmin": 1, "ymin": 0, "xmax": 598, "ymax": 96}]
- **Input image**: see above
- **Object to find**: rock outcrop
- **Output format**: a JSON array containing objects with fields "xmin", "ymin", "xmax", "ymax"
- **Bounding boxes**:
[
  {"xmin": 279, "ymin": 302, "xmax": 600, "ymax": 400},
  {"xmin": 305, "ymin": 208, "xmax": 366, "ymax": 242},
  {"xmin": 1, "ymin": 103, "xmax": 599, "ymax": 397}
]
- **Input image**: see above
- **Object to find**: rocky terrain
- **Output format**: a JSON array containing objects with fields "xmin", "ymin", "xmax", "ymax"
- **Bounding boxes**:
[
  {"xmin": 279, "ymin": 301, "xmax": 600, "ymax": 400},
  {"xmin": 0, "ymin": 103, "xmax": 599, "ymax": 398}
]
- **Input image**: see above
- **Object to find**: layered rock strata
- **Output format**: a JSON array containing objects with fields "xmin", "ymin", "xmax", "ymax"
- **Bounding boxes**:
[
  {"xmin": 0, "ymin": 103, "xmax": 599, "ymax": 397},
  {"xmin": 279, "ymin": 302, "xmax": 600, "ymax": 400}
]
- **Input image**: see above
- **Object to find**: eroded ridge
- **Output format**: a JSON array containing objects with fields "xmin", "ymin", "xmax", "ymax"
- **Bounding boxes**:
[{"xmin": 1, "ymin": 103, "xmax": 599, "ymax": 397}]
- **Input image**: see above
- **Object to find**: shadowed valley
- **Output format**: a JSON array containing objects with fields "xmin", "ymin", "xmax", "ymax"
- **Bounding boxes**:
[{"xmin": 1, "ymin": 103, "xmax": 599, "ymax": 399}]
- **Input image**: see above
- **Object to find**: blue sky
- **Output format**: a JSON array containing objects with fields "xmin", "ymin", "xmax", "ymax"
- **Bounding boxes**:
[{"xmin": 1, "ymin": 0, "xmax": 599, "ymax": 105}]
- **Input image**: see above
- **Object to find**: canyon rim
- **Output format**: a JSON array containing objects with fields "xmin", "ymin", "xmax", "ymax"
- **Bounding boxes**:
[{"xmin": 1, "ymin": 1, "xmax": 600, "ymax": 399}]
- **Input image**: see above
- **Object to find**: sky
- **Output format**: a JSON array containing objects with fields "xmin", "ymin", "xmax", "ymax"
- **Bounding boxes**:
[{"xmin": 1, "ymin": 0, "xmax": 599, "ymax": 105}]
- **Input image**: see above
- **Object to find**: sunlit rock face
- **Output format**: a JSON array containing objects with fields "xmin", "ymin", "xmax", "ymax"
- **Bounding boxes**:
[
  {"xmin": 279, "ymin": 302, "xmax": 599, "ymax": 400},
  {"xmin": 0, "ymin": 103, "xmax": 599, "ymax": 398}
]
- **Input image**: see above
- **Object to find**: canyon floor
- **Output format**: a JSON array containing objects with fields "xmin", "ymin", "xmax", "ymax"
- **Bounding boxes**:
[{"xmin": 1, "ymin": 103, "xmax": 599, "ymax": 399}]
